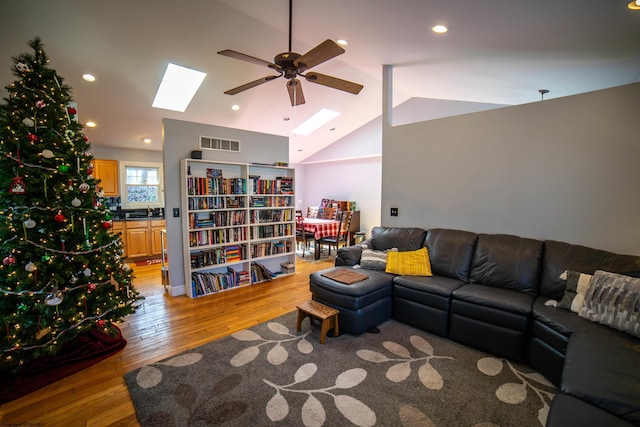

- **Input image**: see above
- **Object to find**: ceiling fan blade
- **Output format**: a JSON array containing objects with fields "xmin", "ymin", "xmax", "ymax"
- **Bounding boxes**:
[
  {"xmin": 304, "ymin": 72, "xmax": 363, "ymax": 95},
  {"xmin": 294, "ymin": 40, "xmax": 345, "ymax": 72},
  {"xmin": 287, "ymin": 79, "xmax": 305, "ymax": 106},
  {"xmin": 217, "ymin": 49, "xmax": 275, "ymax": 68},
  {"xmin": 224, "ymin": 75, "xmax": 281, "ymax": 95}
]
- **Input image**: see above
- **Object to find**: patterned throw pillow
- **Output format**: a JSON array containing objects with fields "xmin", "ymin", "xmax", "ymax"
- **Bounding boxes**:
[
  {"xmin": 579, "ymin": 270, "xmax": 640, "ymax": 338},
  {"xmin": 558, "ymin": 270, "xmax": 593, "ymax": 313},
  {"xmin": 385, "ymin": 247, "xmax": 432, "ymax": 276},
  {"xmin": 360, "ymin": 249, "xmax": 389, "ymax": 271}
]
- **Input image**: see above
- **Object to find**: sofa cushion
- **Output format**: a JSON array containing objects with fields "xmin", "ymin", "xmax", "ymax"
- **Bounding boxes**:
[
  {"xmin": 393, "ymin": 275, "xmax": 466, "ymax": 302},
  {"xmin": 425, "ymin": 228, "xmax": 478, "ymax": 282},
  {"xmin": 562, "ymin": 333, "xmax": 640, "ymax": 425},
  {"xmin": 558, "ymin": 270, "xmax": 593, "ymax": 313},
  {"xmin": 547, "ymin": 394, "xmax": 634, "ymax": 427},
  {"xmin": 580, "ymin": 270, "xmax": 640, "ymax": 338},
  {"xmin": 540, "ymin": 240, "xmax": 640, "ymax": 300},
  {"xmin": 469, "ymin": 233, "xmax": 544, "ymax": 295},
  {"xmin": 368, "ymin": 226, "xmax": 427, "ymax": 252},
  {"xmin": 385, "ymin": 247, "xmax": 432, "ymax": 276}
]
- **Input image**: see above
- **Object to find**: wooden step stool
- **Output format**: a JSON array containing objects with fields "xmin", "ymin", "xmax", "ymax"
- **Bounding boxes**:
[{"xmin": 296, "ymin": 300, "xmax": 340, "ymax": 344}]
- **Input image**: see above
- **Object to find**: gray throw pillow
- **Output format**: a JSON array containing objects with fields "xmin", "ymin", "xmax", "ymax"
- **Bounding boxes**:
[
  {"xmin": 579, "ymin": 270, "xmax": 640, "ymax": 338},
  {"xmin": 558, "ymin": 270, "xmax": 593, "ymax": 313},
  {"xmin": 360, "ymin": 249, "xmax": 390, "ymax": 271}
]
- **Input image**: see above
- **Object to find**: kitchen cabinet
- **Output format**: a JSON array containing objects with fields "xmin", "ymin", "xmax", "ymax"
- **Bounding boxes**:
[
  {"xmin": 112, "ymin": 219, "xmax": 166, "ymax": 259},
  {"xmin": 93, "ymin": 159, "xmax": 119, "ymax": 196}
]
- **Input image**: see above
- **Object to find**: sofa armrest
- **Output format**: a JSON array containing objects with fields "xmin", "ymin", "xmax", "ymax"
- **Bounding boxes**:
[{"xmin": 335, "ymin": 245, "xmax": 363, "ymax": 266}]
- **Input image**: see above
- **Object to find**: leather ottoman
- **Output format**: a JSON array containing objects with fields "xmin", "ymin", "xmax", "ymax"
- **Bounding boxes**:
[{"xmin": 309, "ymin": 267, "xmax": 394, "ymax": 335}]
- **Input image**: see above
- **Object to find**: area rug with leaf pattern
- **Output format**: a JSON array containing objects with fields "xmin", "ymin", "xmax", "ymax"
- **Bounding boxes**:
[{"xmin": 124, "ymin": 311, "xmax": 556, "ymax": 426}]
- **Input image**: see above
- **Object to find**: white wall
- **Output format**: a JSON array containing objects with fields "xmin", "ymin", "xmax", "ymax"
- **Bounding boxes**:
[
  {"xmin": 382, "ymin": 81, "xmax": 640, "ymax": 256},
  {"xmin": 90, "ymin": 145, "xmax": 162, "ymax": 163},
  {"xmin": 162, "ymin": 118, "xmax": 289, "ymax": 296}
]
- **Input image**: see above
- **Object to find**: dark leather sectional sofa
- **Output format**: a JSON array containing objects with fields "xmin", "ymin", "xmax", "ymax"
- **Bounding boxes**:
[{"xmin": 309, "ymin": 226, "xmax": 640, "ymax": 427}]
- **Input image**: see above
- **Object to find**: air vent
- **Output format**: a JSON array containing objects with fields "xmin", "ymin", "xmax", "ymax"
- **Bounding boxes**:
[{"xmin": 200, "ymin": 136, "xmax": 240, "ymax": 152}]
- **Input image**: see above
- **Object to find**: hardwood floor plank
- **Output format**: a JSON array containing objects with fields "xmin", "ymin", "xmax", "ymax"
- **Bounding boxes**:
[{"xmin": 0, "ymin": 258, "xmax": 331, "ymax": 426}]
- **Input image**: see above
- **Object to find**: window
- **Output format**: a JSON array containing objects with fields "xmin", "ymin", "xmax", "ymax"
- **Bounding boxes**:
[{"xmin": 119, "ymin": 161, "xmax": 164, "ymax": 208}]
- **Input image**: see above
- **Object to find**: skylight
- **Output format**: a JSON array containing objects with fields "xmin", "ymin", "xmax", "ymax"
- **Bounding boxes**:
[
  {"xmin": 292, "ymin": 108, "xmax": 340, "ymax": 135},
  {"xmin": 152, "ymin": 63, "xmax": 206, "ymax": 112}
]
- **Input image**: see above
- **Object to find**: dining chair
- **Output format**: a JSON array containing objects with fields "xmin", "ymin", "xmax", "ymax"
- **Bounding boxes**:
[
  {"xmin": 306, "ymin": 206, "xmax": 319, "ymax": 218},
  {"xmin": 295, "ymin": 217, "xmax": 314, "ymax": 256},
  {"xmin": 316, "ymin": 210, "xmax": 352, "ymax": 256},
  {"xmin": 318, "ymin": 206, "xmax": 337, "ymax": 220}
]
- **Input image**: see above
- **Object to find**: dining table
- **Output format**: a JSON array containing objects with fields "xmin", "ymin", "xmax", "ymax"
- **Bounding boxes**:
[{"xmin": 299, "ymin": 217, "xmax": 341, "ymax": 260}]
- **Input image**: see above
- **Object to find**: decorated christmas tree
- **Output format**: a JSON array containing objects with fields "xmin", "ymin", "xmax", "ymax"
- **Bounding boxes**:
[{"xmin": 0, "ymin": 38, "xmax": 142, "ymax": 374}]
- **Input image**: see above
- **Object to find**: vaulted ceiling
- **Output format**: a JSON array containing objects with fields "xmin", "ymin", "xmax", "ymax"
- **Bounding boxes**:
[{"xmin": 1, "ymin": 1, "xmax": 639, "ymax": 163}]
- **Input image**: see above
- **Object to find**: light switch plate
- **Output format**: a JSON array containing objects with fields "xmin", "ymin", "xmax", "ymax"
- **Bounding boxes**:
[{"xmin": 390, "ymin": 207, "xmax": 398, "ymax": 217}]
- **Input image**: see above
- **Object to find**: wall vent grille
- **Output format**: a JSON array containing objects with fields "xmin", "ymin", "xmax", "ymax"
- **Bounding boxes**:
[{"xmin": 200, "ymin": 136, "xmax": 240, "ymax": 152}]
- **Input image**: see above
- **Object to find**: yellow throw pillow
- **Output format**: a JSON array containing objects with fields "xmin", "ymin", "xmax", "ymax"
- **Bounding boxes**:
[{"xmin": 385, "ymin": 247, "xmax": 432, "ymax": 276}]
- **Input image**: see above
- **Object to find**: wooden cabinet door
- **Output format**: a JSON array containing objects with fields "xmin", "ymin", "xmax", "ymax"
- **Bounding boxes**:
[
  {"xmin": 125, "ymin": 226, "xmax": 149, "ymax": 258},
  {"xmin": 150, "ymin": 220, "xmax": 166, "ymax": 256},
  {"xmin": 93, "ymin": 159, "xmax": 119, "ymax": 196}
]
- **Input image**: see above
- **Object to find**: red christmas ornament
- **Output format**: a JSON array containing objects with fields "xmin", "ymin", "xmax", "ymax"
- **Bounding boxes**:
[
  {"xmin": 96, "ymin": 319, "xmax": 105, "ymax": 328},
  {"xmin": 87, "ymin": 163, "xmax": 94, "ymax": 175},
  {"xmin": 35, "ymin": 100, "xmax": 46, "ymax": 109},
  {"xmin": 9, "ymin": 176, "xmax": 26, "ymax": 194},
  {"xmin": 28, "ymin": 133, "xmax": 38, "ymax": 142},
  {"xmin": 54, "ymin": 212, "xmax": 66, "ymax": 223},
  {"xmin": 3, "ymin": 256, "xmax": 16, "ymax": 265},
  {"xmin": 102, "ymin": 220, "xmax": 112, "ymax": 229},
  {"xmin": 67, "ymin": 106, "xmax": 77, "ymax": 115},
  {"xmin": 87, "ymin": 283, "xmax": 96, "ymax": 292}
]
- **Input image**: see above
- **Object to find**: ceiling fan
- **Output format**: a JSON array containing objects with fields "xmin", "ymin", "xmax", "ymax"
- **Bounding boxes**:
[{"xmin": 217, "ymin": 0, "xmax": 363, "ymax": 106}]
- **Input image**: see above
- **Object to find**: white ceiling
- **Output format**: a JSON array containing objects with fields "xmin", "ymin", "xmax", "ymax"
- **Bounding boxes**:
[{"xmin": 1, "ymin": 1, "xmax": 639, "ymax": 163}]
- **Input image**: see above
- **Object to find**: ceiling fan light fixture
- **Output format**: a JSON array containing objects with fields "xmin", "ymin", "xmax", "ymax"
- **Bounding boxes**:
[
  {"xmin": 336, "ymin": 39, "xmax": 348, "ymax": 46},
  {"xmin": 231, "ymin": 104, "xmax": 240, "ymax": 111},
  {"xmin": 82, "ymin": 73, "xmax": 96, "ymax": 82},
  {"xmin": 152, "ymin": 63, "xmax": 206, "ymax": 112},
  {"xmin": 629, "ymin": 0, "xmax": 640, "ymax": 10}
]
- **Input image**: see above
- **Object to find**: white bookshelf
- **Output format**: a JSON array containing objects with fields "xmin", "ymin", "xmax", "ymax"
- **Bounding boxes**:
[{"xmin": 180, "ymin": 159, "xmax": 295, "ymax": 298}]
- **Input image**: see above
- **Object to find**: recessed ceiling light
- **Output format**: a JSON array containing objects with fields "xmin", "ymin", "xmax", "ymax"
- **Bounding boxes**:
[
  {"xmin": 292, "ymin": 108, "xmax": 340, "ymax": 135},
  {"xmin": 284, "ymin": 117, "xmax": 290, "ymax": 121},
  {"xmin": 629, "ymin": 0, "xmax": 640, "ymax": 10},
  {"xmin": 231, "ymin": 104, "xmax": 240, "ymax": 111},
  {"xmin": 336, "ymin": 39, "xmax": 348, "ymax": 46},
  {"xmin": 432, "ymin": 25, "xmax": 448, "ymax": 34},
  {"xmin": 142, "ymin": 137, "xmax": 152, "ymax": 144},
  {"xmin": 85, "ymin": 121, "xmax": 96, "ymax": 128},
  {"xmin": 82, "ymin": 73, "xmax": 96, "ymax": 82},
  {"xmin": 152, "ymin": 63, "xmax": 207, "ymax": 112}
]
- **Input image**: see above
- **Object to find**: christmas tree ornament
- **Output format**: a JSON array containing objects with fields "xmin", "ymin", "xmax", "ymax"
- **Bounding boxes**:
[
  {"xmin": 102, "ymin": 220, "xmax": 112, "ymax": 229},
  {"xmin": 79, "ymin": 182, "xmax": 90, "ymax": 193},
  {"xmin": 83, "ymin": 267, "xmax": 91, "ymax": 276},
  {"xmin": 28, "ymin": 133, "xmax": 38, "ymax": 142},
  {"xmin": 104, "ymin": 213, "xmax": 112, "ymax": 221},
  {"xmin": 58, "ymin": 164, "xmax": 69, "ymax": 173},
  {"xmin": 24, "ymin": 218, "xmax": 36, "ymax": 228},
  {"xmin": 45, "ymin": 290, "xmax": 63, "ymax": 306},
  {"xmin": 22, "ymin": 117, "xmax": 35, "ymax": 127},
  {"xmin": 18, "ymin": 304, "xmax": 29, "ymax": 313},
  {"xmin": 96, "ymin": 319, "xmax": 105, "ymax": 328},
  {"xmin": 66, "ymin": 106, "xmax": 77, "ymax": 116},
  {"xmin": 54, "ymin": 211, "xmax": 66, "ymax": 222},
  {"xmin": 87, "ymin": 283, "xmax": 96, "ymax": 292},
  {"xmin": 9, "ymin": 176, "xmax": 26, "ymax": 194},
  {"xmin": 3, "ymin": 255, "xmax": 16, "ymax": 265},
  {"xmin": 35, "ymin": 100, "xmax": 46, "ymax": 109},
  {"xmin": 41, "ymin": 254, "xmax": 51, "ymax": 262},
  {"xmin": 69, "ymin": 275, "xmax": 78, "ymax": 284},
  {"xmin": 87, "ymin": 163, "xmax": 94, "ymax": 175},
  {"xmin": 64, "ymin": 129, "xmax": 75, "ymax": 141},
  {"xmin": 71, "ymin": 197, "xmax": 82, "ymax": 207},
  {"xmin": 96, "ymin": 189, "xmax": 105, "ymax": 198},
  {"xmin": 16, "ymin": 62, "xmax": 29, "ymax": 73},
  {"xmin": 25, "ymin": 262, "xmax": 37, "ymax": 272},
  {"xmin": 41, "ymin": 149, "xmax": 54, "ymax": 158}
]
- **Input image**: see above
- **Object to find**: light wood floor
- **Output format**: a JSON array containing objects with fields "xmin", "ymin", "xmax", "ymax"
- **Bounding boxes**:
[{"xmin": 0, "ymin": 258, "xmax": 333, "ymax": 426}]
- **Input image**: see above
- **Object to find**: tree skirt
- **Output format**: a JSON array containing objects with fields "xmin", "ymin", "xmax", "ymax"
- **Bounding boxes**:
[{"xmin": 0, "ymin": 326, "xmax": 127, "ymax": 404}]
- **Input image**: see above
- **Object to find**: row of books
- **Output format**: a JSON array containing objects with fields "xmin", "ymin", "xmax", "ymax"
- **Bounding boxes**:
[
  {"xmin": 189, "ymin": 227, "xmax": 247, "ymax": 247},
  {"xmin": 189, "ymin": 210, "xmax": 247, "ymax": 229},
  {"xmin": 249, "ymin": 177, "xmax": 293, "ymax": 195},
  {"xmin": 187, "ymin": 176, "xmax": 247, "ymax": 196},
  {"xmin": 250, "ymin": 196, "xmax": 294, "ymax": 208},
  {"xmin": 187, "ymin": 196, "xmax": 245, "ymax": 210},
  {"xmin": 249, "ymin": 209, "xmax": 293, "ymax": 224},
  {"xmin": 190, "ymin": 245, "xmax": 247, "ymax": 268},
  {"xmin": 250, "ymin": 224, "xmax": 294, "ymax": 239},
  {"xmin": 251, "ymin": 240, "xmax": 292, "ymax": 258},
  {"xmin": 191, "ymin": 267, "xmax": 250, "ymax": 296}
]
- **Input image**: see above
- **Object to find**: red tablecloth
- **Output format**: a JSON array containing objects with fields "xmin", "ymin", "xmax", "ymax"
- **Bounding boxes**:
[{"xmin": 299, "ymin": 218, "xmax": 340, "ymax": 240}]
